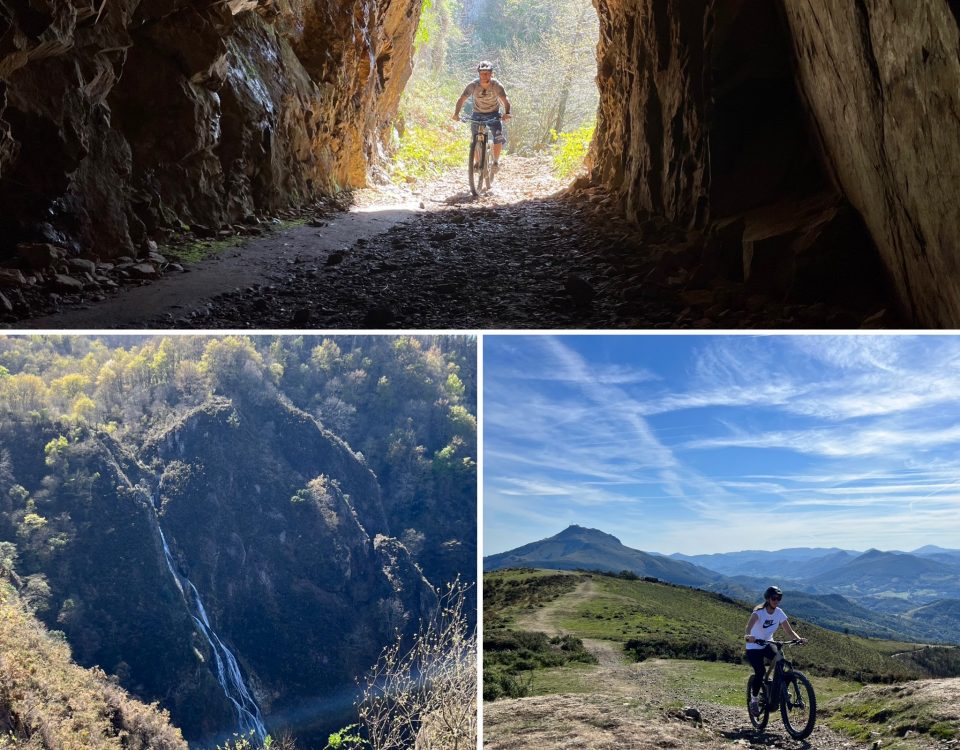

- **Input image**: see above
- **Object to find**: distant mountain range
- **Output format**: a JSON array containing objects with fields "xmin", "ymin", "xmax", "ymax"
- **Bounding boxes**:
[
  {"xmin": 485, "ymin": 526, "xmax": 960, "ymax": 643},
  {"xmin": 671, "ymin": 545, "xmax": 960, "ymax": 582}
]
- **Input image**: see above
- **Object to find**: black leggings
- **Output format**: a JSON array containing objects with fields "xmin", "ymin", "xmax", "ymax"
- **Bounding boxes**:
[{"xmin": 746, "ymin": 645, "xmax": 776, "ymax": 695}]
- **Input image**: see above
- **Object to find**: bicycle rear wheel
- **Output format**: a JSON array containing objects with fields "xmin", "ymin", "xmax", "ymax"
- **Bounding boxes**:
[
  {"xmin": 468, "ymin": 136, "xmax": 483, "ymax": 195},
  {"xmin": 746, "ymin": 675, "xmax": 769, "ymax": 731},
  {"xmin": 780, "ymin": 671, "xmax": 816, "ymax": 739}
]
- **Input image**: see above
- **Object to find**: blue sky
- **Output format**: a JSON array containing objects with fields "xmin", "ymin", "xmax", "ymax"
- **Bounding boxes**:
[{"xmin": 484, "ymin": 335, "xmax": 960, "ymax": 555}]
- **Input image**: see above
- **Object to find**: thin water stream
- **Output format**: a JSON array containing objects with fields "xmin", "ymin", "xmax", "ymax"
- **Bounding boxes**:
[{"xmin": 154, "ymin": 493, "xmax": 268, "ymax": 742}]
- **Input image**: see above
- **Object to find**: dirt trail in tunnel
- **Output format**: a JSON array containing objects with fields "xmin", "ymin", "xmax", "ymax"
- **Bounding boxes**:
[
  {"xmin": 486, "ymin": 579, "xmax": 869, "ymax": 750},
  {"xmin": 15, "ymin": 157, "xmax": 896, "ymax": 329}
]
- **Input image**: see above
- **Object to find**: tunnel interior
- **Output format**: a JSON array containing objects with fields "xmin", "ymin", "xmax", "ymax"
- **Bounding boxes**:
[{"xmin": 1, "ymin": 0, "xmax": 958, "ymax": 324}]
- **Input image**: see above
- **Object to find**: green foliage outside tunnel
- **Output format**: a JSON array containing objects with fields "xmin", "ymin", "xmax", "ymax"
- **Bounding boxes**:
[{"xmin": 390, "ymin": 0, "xmax": 599, "ymax": 183}]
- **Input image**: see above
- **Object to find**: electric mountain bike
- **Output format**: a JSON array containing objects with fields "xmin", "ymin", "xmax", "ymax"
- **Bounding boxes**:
[
  {"xmin": 462, "ymin": 113, "xmax": 501, "ymax": 195},
  {"xmin": 747, "ymin": 639, "xmax": 817, "ymax": 740}
]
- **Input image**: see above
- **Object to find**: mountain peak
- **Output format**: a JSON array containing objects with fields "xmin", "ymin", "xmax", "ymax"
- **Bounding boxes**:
[{"xmin": 555, "ymin": 525, "xmax": 622, "ymax": 546}]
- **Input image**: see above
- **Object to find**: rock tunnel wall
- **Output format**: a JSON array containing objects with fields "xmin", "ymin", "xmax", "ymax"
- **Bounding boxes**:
[
  {"xmin": 0, "ymin": 0, "xmax": 420, "ymax": 259},
  {"xmin": 591, "ymin": 0, "xmax": 960, "ymax": 326},
  {"xmin": 782, "ymin": 1, "xmax": 960, "ymax": 326}
]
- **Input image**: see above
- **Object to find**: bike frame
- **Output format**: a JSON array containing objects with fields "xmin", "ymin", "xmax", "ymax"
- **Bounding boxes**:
[
  {"xmin": 474, "ymin": 126, "xmax": 489, "ymax": 162},
  {"xmin": 758, "ymin": 640, "xmax": 799, "ymax": 706},
  {"xmin": 464, "ymin": 113, "xmax": 501, "ymax": 195},
  {"xmin": 764, "ymin": 645, "xmax": 785, "ymax": 704}
]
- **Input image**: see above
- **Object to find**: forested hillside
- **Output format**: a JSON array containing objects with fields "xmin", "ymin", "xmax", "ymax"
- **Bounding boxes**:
[
  {"xmin": 391, "ymin": 0, "xmax": 599, "ymax": 181},
  {"xmin": 0, "ymin": 335, "xmax": 476, "ymax": 747}
]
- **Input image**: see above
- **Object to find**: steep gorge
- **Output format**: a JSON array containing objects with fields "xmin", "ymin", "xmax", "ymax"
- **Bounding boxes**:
[
  {"xmin": 2, "ymin": 0, "xmax": 958, "ymax": 325},
  {"xmin": 0, "ymin": 393, "xmax": 437, "ymax": 744}
]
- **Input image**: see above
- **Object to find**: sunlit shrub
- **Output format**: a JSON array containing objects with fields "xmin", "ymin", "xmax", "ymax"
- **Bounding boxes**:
[{"xmin": 549, "ymin": 122, "xmax": 594, "ymax": 179}]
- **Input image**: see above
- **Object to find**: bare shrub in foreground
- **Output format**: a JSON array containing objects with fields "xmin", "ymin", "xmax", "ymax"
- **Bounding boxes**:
[{"xmin": 358, "ymin": 581, "xmax": 477, "ymax": 750}]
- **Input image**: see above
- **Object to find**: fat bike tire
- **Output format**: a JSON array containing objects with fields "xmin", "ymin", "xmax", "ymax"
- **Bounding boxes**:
[{"xmin": 781, "ymin": 671, "xmax": 816, "ymax": 740}]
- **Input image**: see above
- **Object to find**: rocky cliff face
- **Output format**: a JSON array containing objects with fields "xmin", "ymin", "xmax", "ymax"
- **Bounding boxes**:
[
  {"xmin": 591, "ymin": 0, "xmax": 960, "ymax": 325},
  {"xmin": 780, "ymin": 1, "xmax": 960, "ymax": 326},
  {"xmin": 143, "ymin": 395, "xmax": 436, "ymax": 719},
  {"xmin": 0, "ymin": 0, "xmax": 420, "ymax": 260}
]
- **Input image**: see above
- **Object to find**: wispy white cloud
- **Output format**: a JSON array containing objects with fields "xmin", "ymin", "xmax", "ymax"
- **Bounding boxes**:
[
  {"xmin": 484, "ymin": 335, "xmax": 960, "ymax": 554},
  {"xmin": 684, "ymin": 423, "xmax": 960, "ymax": 458}
]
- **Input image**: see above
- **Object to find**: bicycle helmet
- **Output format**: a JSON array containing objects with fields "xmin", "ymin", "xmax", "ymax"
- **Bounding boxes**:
[
  {"xmin": 764, "ymin": 585, "xmax": 783, "ymax": 600},
  {"xmin": 477, "ymin": 60, "xmax": 495, "ymax": 72}
]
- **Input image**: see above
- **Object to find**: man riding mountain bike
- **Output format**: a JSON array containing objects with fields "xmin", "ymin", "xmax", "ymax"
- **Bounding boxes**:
[
  {"xmin": 745, "ymin": 586, "xmax": 806, "ymax": 718},
  {"xmin": 452, "ymin": 61, "xmax": 512, "ymax": 174}
]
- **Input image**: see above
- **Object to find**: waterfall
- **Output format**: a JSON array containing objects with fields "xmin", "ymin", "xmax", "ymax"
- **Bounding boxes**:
[{"xmin": 157, "ymin": 522, "xmax": 268, "ymax": 743}]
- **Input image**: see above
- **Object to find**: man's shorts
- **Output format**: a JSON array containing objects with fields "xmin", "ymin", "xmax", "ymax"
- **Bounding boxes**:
[{"xmin": 470, "ymin": 112, "xmax": 506, "ymax": 145}]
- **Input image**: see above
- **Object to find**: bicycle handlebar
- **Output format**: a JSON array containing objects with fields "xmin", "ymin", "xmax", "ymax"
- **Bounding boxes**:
[
  {"xmin": 753, "ymin": 638, "xmax": 806, "ymax": 647},
  {"xmin": 459, "ymin": 113, "xmax": 503, "ymax": 122}
]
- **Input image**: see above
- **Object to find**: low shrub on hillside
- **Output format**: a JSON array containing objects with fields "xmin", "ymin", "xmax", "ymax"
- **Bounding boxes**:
[
  {"xmin": 0, "ymin": 584, "xmax": 186, "ymax": 749},
  {"xmin": 549, "ymin": 122, "xmax": 594, "ymax": 179},
  {"xmin": 483, "ymin": 572, "xmax": 578, "ymax": 627},
  {"xmin": 483, "ymin": 629, "xmax": 596, "ymax": 701},
  {"xmin": 625, "ymin": 637, "xmax": 742, "ymax": 664},
  {"xmin": 897, "ymin": 646, "xmax": 960, "ymax": 678},
  {"xmin": 389, "ymin": 75, "xmax": 470, "ymax": 183}
]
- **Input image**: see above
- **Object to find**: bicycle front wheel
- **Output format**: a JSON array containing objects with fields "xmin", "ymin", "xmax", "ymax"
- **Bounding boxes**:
[
  {"xmin": 746, "ymin": 675, "xmax": 769, "ymax": 731},
  {"xmin": 468, "ymin": 136, "xmax": 483, "ymax": 195},
  {"xmin": 780, "ymin": 671, "xmax": 816, "ymax": 739},
  {"xmin": 484, "ymin": 141, "xmax": 496, "ymax": 189}
]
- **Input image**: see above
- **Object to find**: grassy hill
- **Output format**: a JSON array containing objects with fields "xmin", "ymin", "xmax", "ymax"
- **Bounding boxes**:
[
  {"xmin": 0, "ymin": 580, "xmax": 186, "ymax": 750},
  {"xmin": 485, "ymin": 569, "xmax": 960, "ymax": 684},
  {"xmin": 484, "ymin": 569, "xmax": 960, "ymax": 748}
]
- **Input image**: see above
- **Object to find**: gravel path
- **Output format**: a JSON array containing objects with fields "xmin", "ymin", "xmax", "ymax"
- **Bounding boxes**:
[{"xmin": 8, "ymin": 156, "xmax": 900, "ymax": 329}]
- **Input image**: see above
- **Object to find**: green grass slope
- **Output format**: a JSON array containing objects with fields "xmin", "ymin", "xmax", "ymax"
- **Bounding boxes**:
[
  {"xmin": 0, "ymin": 582, "xmax": 187, "ymax": 750},
  {"xmin": 485, "ymin": 569, "xmax": 960, "ymax": 684}
]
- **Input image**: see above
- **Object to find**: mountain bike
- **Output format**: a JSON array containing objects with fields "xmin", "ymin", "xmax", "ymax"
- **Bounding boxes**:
[
  {"xmin": 462, "ymin": 113, "xmax": 500, "ymax": 195},
  {"xmin": 747, "ymin": 639, "xmax": 816, "ymax": 740}
]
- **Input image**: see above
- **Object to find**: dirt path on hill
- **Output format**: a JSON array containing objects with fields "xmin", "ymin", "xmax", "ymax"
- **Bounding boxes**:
[
  {"xmin": 8, "ymin": 156, "xmax": 898, "ymax": 329},
  {"xmin": 487, "ymin": 580, "xmax": 870, "ymax": 750}
]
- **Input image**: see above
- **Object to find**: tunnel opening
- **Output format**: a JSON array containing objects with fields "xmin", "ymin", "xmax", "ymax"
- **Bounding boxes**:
[
  {"xmin": 385, "ymin": 0, "xmax": 600, "ymax": 189},
  {"xmin": 1, "ymin": 0, "xmax": 954, "ymax": 325}
]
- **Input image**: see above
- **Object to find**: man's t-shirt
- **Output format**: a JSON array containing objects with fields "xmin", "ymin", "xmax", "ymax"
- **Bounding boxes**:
[
  {"xmin": 461, "ymin": 78, "xmax": 507, "ymax": 114},
  {"xmin": 746, "ymin": 606, "xmax": 788, "ymax": 649}
]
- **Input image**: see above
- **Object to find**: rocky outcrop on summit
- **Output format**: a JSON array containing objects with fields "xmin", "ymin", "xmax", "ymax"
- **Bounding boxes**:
[
  {"xmin": 591, "ymin": 0, "xmax": 960, "ymax": 326},
  {"xmin": 0, "ymin": 0, "xmax": 420, "ymax": 261}
]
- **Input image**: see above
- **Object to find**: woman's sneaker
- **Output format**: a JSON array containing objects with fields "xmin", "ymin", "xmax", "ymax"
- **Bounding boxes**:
[{"xmin": 749, "ymin": 696, "xmax": 760, "ymax": 717}]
